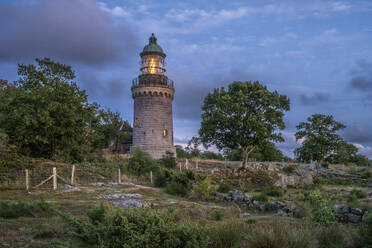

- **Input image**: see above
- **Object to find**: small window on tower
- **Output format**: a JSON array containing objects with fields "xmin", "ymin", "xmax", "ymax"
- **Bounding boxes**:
[
  {"xmin": 135, "ymin": 118, "xmax": 139, "ymax": 127},
  {"xmin": 163, "ymin": 129, "xmax": 168, "ymax": 137}
]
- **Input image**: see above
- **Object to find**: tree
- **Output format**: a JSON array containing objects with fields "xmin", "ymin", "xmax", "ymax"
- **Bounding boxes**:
[
  {"xmin": 185, "ymin": 137, "xmax": 201, "ymax": 158},
  {"xmin": 294, "ymin": 114, "xmax": 345, "ymax": 163},
  {"xmin": 223, "ymin": 141, "xmax": 285, "ymax": 162},
  {"xmin": 199, "ymin": 81, "xmax": 290, "ymax": 166},
  {"xmin": 0, "ymin": 58, "xmax": 98, "ymax": 161},
  {"xmin": 93, "ymin": 109, "xmax": 132, "ymax": 153}
]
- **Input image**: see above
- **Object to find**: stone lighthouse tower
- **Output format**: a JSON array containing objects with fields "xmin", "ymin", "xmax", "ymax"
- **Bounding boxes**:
[{"xmin": 131, "ymin": 34, "xmax": 175, "ymax": 159}]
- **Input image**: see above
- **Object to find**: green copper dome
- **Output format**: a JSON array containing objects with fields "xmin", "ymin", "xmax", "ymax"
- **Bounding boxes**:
[{"xmin": 140, "ymin": 33, "xmax": 166, "ymax": 58}]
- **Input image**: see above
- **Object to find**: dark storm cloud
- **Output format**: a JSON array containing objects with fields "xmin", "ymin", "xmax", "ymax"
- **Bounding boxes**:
[
  {"xmin": 350, "ymin": 59, "xmax": 372, "ymax": 91},
  {"xmin": 0, "ymin": 0, "xmax": 138, "ymax": 66},
  {"xmin": 342, "ymin": 123, "xmax": 372, "ymax": 144},
  {"xmin": 299, "ymin": 92, "xmax": 330, "ymax": 105},
  {"xmin": 173, "ymin": 75, "xmax": 210, "ymax": 120}
]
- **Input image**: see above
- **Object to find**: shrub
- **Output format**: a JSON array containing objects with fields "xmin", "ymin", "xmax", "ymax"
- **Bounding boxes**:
[
  {"xmin": 361, "ymin": 171, "xmax": 372, "ymax": 179},
  {"xmin": 321, "ymin": 162, "xmax": 329, "ymax": 168},
  {"xmin": 128, "ymin": 147, "xmax": 158, "ymax": 176},
  {"xmin": 217, "ymin": 181, "xmax": 231, "ymax": 193},
  {"xmin": 347, "ymin": 189, "xmax": 367, "ymax": 204},
  {"xmin": 159, "ymin": 151, "xmax": 177, "ymax": 169},
  {"xmin": 63, "ymin": 205, "xmax": 209, "ymax": 248},
  {"xmin": 154, "ymin": 170, "xmax": 168, "ymax": 187},
  {"xmin": 193, "ymin": 177, "xmax": 217, "ymax": 199},
  {"xmin": 307, "ymin": 190, "xmax": 336, "ymax": 226},
  {"xmin": 155, "ymin": 168, "xmax": 201, "ymax": 196},
  {"xmin": 211, "ymin": 210, "xmax": 224, "ymax": 221},
  {"xmin": 262, "ymin": 186, "xmax": 284, "ymax": 197},
  {"xmin": 253, "ymin": 193, "xmax": 268, "ymax": 202},
  {"xmin": 165, "ymin": 182, "xmax": 189, "ymax": 196},
  {"xmin": 282, "ymin": 165, "xmax": 297, "ymax": 174},
  {"xmin": 0, "ymin": 199, "xmax": 55, "ymax": 219}
]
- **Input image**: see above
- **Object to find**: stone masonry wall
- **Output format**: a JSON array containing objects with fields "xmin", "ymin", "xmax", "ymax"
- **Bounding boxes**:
[{"xmin": 132, "ymin": 85, "xmax": 175, "ymax": 159}]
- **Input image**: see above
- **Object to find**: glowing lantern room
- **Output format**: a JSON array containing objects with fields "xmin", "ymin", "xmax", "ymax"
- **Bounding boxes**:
[{"xmin": 140, "ymin": 33, "xmax": 166, "ymax": 75}]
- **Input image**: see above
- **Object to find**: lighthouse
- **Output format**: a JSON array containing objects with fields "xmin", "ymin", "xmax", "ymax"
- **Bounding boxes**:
[{"xmin": 131, "ymin": 34, "xmax": 175, "ymax": 159}]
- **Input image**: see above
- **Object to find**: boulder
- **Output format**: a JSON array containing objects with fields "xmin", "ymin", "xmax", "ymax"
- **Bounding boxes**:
[
  {"xmin": 350, "ymin": 208, "xmax": 363, "ymax": 216},
  {"xmin": 333, "ymin": 204, "xmax": 350, "ymax": 214},
  {"xmin": 239, "ymin": 212, "xmax": 250, "ymax": 218},
  {"xmin": 224, "ymin": 190, "xmax": 252, "ymax": 206},
  {"xmin": 347, "ymin": 213, "xmax": 362, "ymax": 224}
]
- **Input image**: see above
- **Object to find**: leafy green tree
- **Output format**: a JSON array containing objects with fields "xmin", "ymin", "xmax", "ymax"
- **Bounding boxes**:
[
  {"xmin": 294, "ymin": 114, "xmax": 345, "ymax": 163},
  {"xmin": 93, "ymin": 109, "xmax": 132, "ymax": 153},
  {"xmin": 185, "ymin": 136, "xmax": 201, "ymax": 158},
  {"xmin": 175, "ymin": 145, "xmax": 189, "ymax": 158},
  {"xmin": 224, "ymin": 141, "xmax": 285, "ymax": 162},
  {"xmin": 327, "ymin": 141, "xmax": 357, "ymax": 164},
  {"xmin": 199, "ymin": 81, "xmax": 290, "ymax": 166},
  {"xmin": 0, "ymin": 58, "xmax": 98, "ymax": 161}
]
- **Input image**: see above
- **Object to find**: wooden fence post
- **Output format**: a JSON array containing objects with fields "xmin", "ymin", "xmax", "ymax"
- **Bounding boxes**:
[
  {"xmin": 53, "ymin": 167, "xmax": 57, "ymax": 190},
  {"xmin": 179, "ymin": 163, "xmax": 182, "ymax": 172},
  {"xmin": 118, "ymin": 168, "xmax": 121, "ymax": 184},
  {"xmin": 25, "ymin": 169, "xmax": 29, "ymax": 191},
  {"xmin": 185, "ymin": 159, "xmax": 188, "ymax": 170},
  {"xmin": 150, "ymin": 171, "xmax": 153, "ymax": 184},
  {"xmin": 196, "ymin": 159, "xmax": 198, "ymax": 169},
  {"xmin": 71, "ymin": 165, "xmax": 75, "ymax": 185}
]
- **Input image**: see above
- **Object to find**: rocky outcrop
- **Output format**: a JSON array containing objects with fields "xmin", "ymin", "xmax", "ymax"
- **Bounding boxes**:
[
  {"xmin": 113, "ymin": 200, "xmax": 148, "ymax": 209},
  {"xmin": 217, "ymin": 189, "xmax": 254, "ymax": 207},
  {"xmin": 101, "ymin": 193, "xmax": 142, "ymax": 199},
  {"xmin": 333, "ymin": 204, "xmax": 366, "ymax": 224}
]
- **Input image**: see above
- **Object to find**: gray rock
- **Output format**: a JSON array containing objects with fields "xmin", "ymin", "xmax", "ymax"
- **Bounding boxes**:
[
  {"xmin": 284, "ymin": 203, "xmax": 297, "ymax": 213},
  {"xmin": 224, "ymin": 190, "xmax": 252, "ymax": 206},
  {"xmin": 277, "ymin": 209, "xmax": 286, "ymax": 216},
  {"xmin": 239, "ymin": 212, "xmax": 250, "ymax": 218},
  {"xmin": 113, "ymin": 200, "xmax": 148, "ymax": 209},
  {"xmin": 61, "ymin": 184, "xmax": 80, "ymax": 192},
  {"xmin": 347, "ymin": 213, "xmax": 362, "ymax": 223},
  {"xmin": 293, "ymin": 209, "xmax": 303, "ymax": 219},
  {"xmin": 101, "ymin": 193, "xmax": 142, "ymax": 199},
  {"xmin": 350, "ymin": 208, "xmax": 363, "ymax": 216},
  {"xmin": 333, "ymin": 204, "xmax": 350, "ymax": 214},
  {"xmin": 215, "ymin": 192, "xmax": 226, "ymax": 200}
]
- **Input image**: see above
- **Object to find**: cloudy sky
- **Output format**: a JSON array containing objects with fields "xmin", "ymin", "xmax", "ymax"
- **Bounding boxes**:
[{"xmin": 1, "ymin": 0, "xmax": 372, "ymax": 158}]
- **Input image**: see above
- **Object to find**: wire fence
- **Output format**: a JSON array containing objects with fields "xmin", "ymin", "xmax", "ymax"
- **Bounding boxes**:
[{"xmin": 0, "ymin": 158, "xmax": 255, "ymax": 191}]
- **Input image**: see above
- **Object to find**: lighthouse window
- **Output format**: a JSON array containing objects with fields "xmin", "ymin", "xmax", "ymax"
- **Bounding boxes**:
[
  {"xmin": 134, "ymin": 118, "xmax": 139, "ymax": 127},
  {"xmin": 163, "ymin": 129, "xmax": 168, "ymax": 137}
]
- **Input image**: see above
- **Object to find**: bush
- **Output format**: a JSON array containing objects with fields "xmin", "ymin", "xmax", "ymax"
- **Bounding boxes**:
[
  {"xmin": 211, "ymin": 210, "xmax": 224, "ymax": 221},
  {"xmin": 193, "ymin": 177, "xmax": 217, "ymax": 199},
  {"xmin": 361, "ymin": 171, "xmax": 372, "ymax": 179},
  {"xmin": 128, "ymin": 147, "xmax": 158, "ymax": 176},
  {"xmin": 253, "ymin": 193, "xmax": 268, "ymax": 202},
  {"xmin": 217, "ymin": 181, "xmax": 231, "ymax": 193},
  {"xmin": 307, "ymin": 190, "xmax": 336, "ymax": 226},
  {"xmin": 165, "ymin": 182, "xmax": 189, "ymax": 197},
  {"xmin": 348, "ymin": 189, "xmax": 367, "ymax": 203},
  {"xmin": 159, "ymin": 151, "xmax": 177, "ymax": 169},
  {"xmin": 262, "ymin": 186, "xmax": 284, "ymax": 197},
  {"xmin": 0, "ymin": 199, "xmax": 55, "ymax": 219},
  {"xmin": 154, "ymin": 170, "xmax": 168, "ymax": 187},
  {"xmin": 282, "ymin": 165, "xmax": 297, "ymax": 174},
  {"xmin": 63, "ymin": 205, "xmax": 209, "ymax": 248}
]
